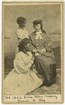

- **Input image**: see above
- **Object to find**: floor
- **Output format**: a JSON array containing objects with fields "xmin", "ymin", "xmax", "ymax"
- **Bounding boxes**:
[{"xmin": 29, "ymin": 69, "xmax": 61, "ymax": 95}]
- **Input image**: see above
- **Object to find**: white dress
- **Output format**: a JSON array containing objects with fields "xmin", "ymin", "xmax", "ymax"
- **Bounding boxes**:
[
  {"xmin": 4, "ymin": 52, "xmax": 43, "ymax": 95},
  {"xmin": 17, "ymin": 28, "xmax": 29, "ymax": 40},
  {"xmin": 15, "ymin": 28, "xmax": 29, "ymax": 54}
]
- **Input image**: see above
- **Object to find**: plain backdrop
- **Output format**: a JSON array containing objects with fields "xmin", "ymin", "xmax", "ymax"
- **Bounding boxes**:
[{"xmin": 3, "ymin": 3, "xmax": 61, "ymax": 56}]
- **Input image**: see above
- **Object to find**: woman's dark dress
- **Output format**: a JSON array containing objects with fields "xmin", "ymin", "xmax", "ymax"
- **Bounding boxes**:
[{"xmin": 29, "ymin": 31, "xmax": 56, "ymax": 86}]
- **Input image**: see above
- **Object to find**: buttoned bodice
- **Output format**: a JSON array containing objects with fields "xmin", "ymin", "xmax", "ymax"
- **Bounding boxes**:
[{"xmin": 30, "ymin": 31, "xmax": 51, "ymax": 50}]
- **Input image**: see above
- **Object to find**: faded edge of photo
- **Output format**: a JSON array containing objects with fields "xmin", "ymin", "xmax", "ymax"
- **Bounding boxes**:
[{"xmin": 2, "ymin": 1, "xmax": 64, "ymax": 104}]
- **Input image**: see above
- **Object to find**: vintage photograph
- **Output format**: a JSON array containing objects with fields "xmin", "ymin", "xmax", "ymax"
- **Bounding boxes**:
[{"xmin": 2, "ymin": 1, "xmax": 64, "ymax": 104}]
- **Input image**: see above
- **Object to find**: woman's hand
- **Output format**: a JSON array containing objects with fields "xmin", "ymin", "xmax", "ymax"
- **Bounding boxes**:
[
  {"xmin": 38, "ymin": 48, "xmax": 46, "ymax": 55},
  {"xmin": 33, "ymin": 48, "xmax": 38, "ymax": 53}
]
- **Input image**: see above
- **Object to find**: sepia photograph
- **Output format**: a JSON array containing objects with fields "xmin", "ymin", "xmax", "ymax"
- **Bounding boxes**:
[{"xmin": 2, "ymin": 1, "xmax": 64, "ymax": 104}]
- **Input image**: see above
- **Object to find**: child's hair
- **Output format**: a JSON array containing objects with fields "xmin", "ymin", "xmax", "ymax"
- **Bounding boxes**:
[
  {"xmin": 18, "ymin": 38, "xmax": 30, "ymax": 51},
  {"xmin": 17, "ymin": 17, "xmax": 26, "ymax": 26},
  {"xmin": 33, "ymin": 19, "xmax": 46, "ymax": 33}
]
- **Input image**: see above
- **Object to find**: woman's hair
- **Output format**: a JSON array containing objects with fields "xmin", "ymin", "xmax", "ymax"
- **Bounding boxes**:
[
  {"xmin": 17, "ymin": 17, "xmax": 26, "ymax": 26},
  {"xmin": 33, "ymin": 19, "xmax": 46, "ymax": 33},
  {"xmin": 18, "ymin": 38, "xmax": 30, "ymax": 51}
]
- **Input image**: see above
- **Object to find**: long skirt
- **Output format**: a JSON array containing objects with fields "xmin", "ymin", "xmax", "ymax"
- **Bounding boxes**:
[
  {"xmin": 4, "ymin": 69, "xmax": 43, "ymax": 95},
  {"xmin": 34, "ymin": 54, "xmax": 56, "ymax": 86}
]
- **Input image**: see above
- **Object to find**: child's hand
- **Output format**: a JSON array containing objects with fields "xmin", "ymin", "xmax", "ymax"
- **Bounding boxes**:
[
  {"xmin": 27, "ymin": 61, "xmax": 33, "ymax": 68},
  {"xmin": 31, "ymin": 56, "xmax": 34, "ymax": 61}
]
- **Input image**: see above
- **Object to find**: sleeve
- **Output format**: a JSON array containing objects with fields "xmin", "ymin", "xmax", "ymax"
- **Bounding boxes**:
[
  {"xmin": 14, "ymin": 56, "xmax": 32, "ymax": 74},
  {"xmin": 16, "ymin": 30, "xmax": 24, "ymax": 43},
  {"xmin": 29, "ymin": 34, "xmax": 37, "ymax": 48},
  {"xmin": 16, "ymin": 29, "xmax": 22, "ymax": 39},
  {"xmin": 43, "ymin": 35, "xmax": 54, "ymax": 52},
  {"xmin": 46, "ymin": 36, "xmax": 53, "ymax": 49}
]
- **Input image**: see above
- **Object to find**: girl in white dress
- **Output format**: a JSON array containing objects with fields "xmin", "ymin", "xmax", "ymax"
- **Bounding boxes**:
[
  {"xmin": 16, "ymin": 17, "xmax": 29, "ymax": 54},
  {"xmin": 4, "ymin": 38, "xmax": 43, "ymax": 95},
  {"xmin": 16, "ymin": 17, "xmax": 29, "ymax": 42}
]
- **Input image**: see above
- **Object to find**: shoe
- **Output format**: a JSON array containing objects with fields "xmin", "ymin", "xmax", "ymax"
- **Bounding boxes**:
[{"xmin": 43, "ymin": 78, "xmax": 56, "ymax": 87}]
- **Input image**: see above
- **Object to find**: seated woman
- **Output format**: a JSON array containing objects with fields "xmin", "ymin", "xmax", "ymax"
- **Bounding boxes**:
[
  {"xmin": 4, "ymin": 38, "xmax": 43, "ymax": 95},
  {"xmin": 29, "ymin": 19, "xmax": 56, "ymax": 86}
]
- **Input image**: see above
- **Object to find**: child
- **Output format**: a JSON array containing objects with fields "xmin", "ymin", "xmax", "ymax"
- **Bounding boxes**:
[
  {"xmin": 16, "ymin": 16, "xmax": 29, "ymax": 42},
  {"xmin": 16, "ymin": 17, "xmax": 29, "ymax": 54},
  {"xmin": 4, "ymin": 38, "xmax": 43, "ymax": 95}
]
